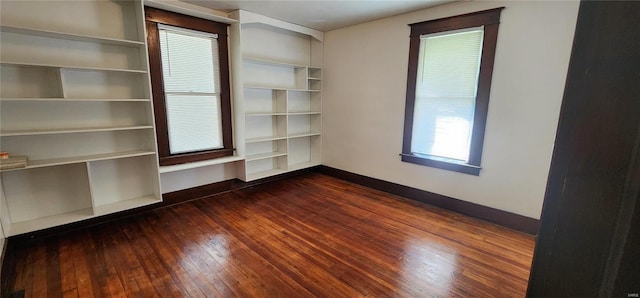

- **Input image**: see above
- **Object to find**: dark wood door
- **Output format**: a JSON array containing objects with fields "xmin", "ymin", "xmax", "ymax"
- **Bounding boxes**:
[{"xmin": 527, "ymin": 1, "xmax": 640, "ymax": 297}]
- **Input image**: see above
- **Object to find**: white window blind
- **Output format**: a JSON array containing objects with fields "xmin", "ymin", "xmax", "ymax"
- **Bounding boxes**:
[
  {"xmin": 159, "ymin": 24, "xmax": 223, "ymax": 154},
  {"xmin": 411, "ymin": 27, "xmax": 483, "ymax": 162}
]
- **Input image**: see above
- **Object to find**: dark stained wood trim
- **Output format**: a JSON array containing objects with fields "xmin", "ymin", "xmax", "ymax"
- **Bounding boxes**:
[
  {"xmin": 468, "ymin": 21, "xmax": 499, "ymax": 166},
  {"xmin": 400, "ymin": 153, "xmax": 481, "ymax": 175},
  {"xmin": 145, "ymin": 20, "xmax": 170, "ymax": 158},
  {"xmin": 316, "ymin": 165, "xmax": 539, "ymax": 234},
  {"xmin": 159, "ymin": 149, "xmax": 235, "ymax": 166},
  {"xmin": 409, "ymin": 7, "xmax": 504, "ymax": 36},
  {"xmin": 401, "ymin": 8, "xmax": 503, "ymax": 175},
  {"xmin": 145, "ymin": 7, "xmax": 228, "ymax": 36},
  {"xmin": 401, "ymin": 29, "xmax": 421, "ymax": 155},
  {"xmin": 145, "ymin": 7, "xmax": 234, "ymax": 166},
  {"xmin": 527, "ymin": 2, "xmax": 640, "ymax": 296},
  {"xmin": 216, "ymin": 27, "xmax": 233, "ymax": 152}
]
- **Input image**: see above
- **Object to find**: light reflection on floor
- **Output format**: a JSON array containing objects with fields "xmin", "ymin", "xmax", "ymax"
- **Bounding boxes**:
[{"xmin": 401, "ymin": 238, "xmax": 458, "ymax": 296}]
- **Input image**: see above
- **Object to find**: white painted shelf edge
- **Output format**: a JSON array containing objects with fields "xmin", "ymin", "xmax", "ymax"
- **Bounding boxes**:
[
  {"xmin": 288, "ymin": 132, "xmax": 322, "ymax": 139},
  {"xmin": 0, "ymin": 61, "xmax": 147, "ymax": 73},
  {"xmin": 8, "ymin": 208, "xmax": 93, "ymax": 236},
  {"xmin": 0, "ymin": 98, "xmax": 151, "ymax": 102},
  {"xmin": 245, "ymin": 112, "xmax": 288, "ymax": 116},
  {"xmin": 246, "ymin": 151, "xmax": 287, "ymax": 162},
  {"xmin": 145, "ymin": 0, "xmax": 238, "ymax": 24},
  {"xmin": 246, "ymin": 168, "xmax": 287, "ymax": 181},
  {"xmin": 246, "ymin": 136, "xmax": 289, "ymax": 143},
  {"xmin": 8, "ymin": 195, "xmax": 161, "ymax": 236},
  {"xmin": 243, "ymin": 56, "xmax": 310, "ymax": 68},
  {"xmin": 243, "ymin": 112, "xmax": 321, "ymax": 116},
  {"xmin": 93, "ymin": 195, "xmax": 161, "ymax": 216},
  {"xmin": 0, "ymin": 25, "xmax": 145, "ymax": 46},
  {"xmin": 0, "ymin": 125, "xmax": 153, "ymax": 137},
  {"xmin": 288, "ymin": 112, "xmax": 322, "ymax": 115},
  {"xmin": 0, "ymin": 150, "xmax": 157, "ymax": 172},
  {"xmin": 159, "ymin": 156, "xmax": 244, "ymax": 173},
  {"xmin": 244, "ymin": 85, "xmax": 321, "ymax": 92}
]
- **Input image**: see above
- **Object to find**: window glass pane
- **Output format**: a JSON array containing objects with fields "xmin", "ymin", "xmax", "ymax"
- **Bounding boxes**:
[
  {"xmin": 165, "ymin": 95, "xmax": 223, "ymax": 154},
  {"xmin": 159, "ymin": 27, "xmax": 220, "ymax": 94},
  {"xmin": 411, "ymin": 28, "xmax": 483, "ymax": 161}
]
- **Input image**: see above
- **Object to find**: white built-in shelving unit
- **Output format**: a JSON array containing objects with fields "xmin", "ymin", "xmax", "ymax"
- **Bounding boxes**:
[
  {"xmin": 230, "ymin": 10, "xmax": 323, "ymax": 181},
  {"xmin": 0, "ymin": 0, "xmax": 161, "ymax": 236}
]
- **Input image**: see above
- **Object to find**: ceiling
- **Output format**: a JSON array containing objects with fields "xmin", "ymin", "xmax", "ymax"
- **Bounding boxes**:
[{"xmin": 183, "ymin": 0, "xmax": 456, "ymax": 31}]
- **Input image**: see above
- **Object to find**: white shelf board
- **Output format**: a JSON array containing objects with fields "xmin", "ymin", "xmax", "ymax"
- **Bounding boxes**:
[
  {"xmin": 0, "ymin": 98, "xmax": 150, "ymax": 102},
  {"xmin": 246, "ymin": 151, "xmax": 287, "ymax": 162},
  {"xmin": 0, "ymin": 25, "xmax": 144, "ymax": 47},
  {"xmin": 8, "ymin": 208, "xmax": 93, "ymax": 236},
  {"xmin": 308, "ymin": 77, "xmax": 321, "ymax": 80},
  {"xmin": 145, "ymin": 0, "xmax": 237, "ymax": 24},
  {"xmin": 288, "ymin": 111, "xmax": 321, "ymax": 115},
  {"xmin": 245, "ymin": 112, "xmax": 288, "ymax": 116},
  {"xmin": 288, "ymin": 161, "xmax": 321, "ymax": 172},
  {"xmin": 243, "ymin": 57, "xmax": 308, "ymax": 68},
  {"xmin": 0, "ymin": 61, "xmax": 147, "ymax": 74},
  {"xmin": 159, "ymin": 155, "xmax": 244, "ymax": 173},
  {"xmin": 94, "ymin": 195, "xmax": 161, "ymax": 216},
  {"xmin": 237, "ymin": 10, "xmax": 323, "ymax": 42},
  {"xmin": 246, "ymin": 136, "xmax": 289, "ymax": 144},
  {"xmin": 0, "ymin": 150, "xmax": 157, "ymax": 172},
  {"xmin": 0, "ymin": 125, "xmax": 153, "ymax": 137},
  {"xmin": 244, "ymin": 85, "xmax": 321, "ymax": 92},
  {"xmin": 288, "ymin": 132, "xmax": 322, "ymax": 139},
  {"xmin": 246, "ymin": 168, "xmax": 287, "ymax": 181}
]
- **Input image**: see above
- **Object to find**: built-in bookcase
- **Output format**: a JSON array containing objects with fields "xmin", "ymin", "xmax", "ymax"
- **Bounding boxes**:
[
  {"xmin": 0, "ymin": 0, "xmax": 161, "ymax": 236},
  {"xmin": 231, "ymin": 10, "xmax": 323, "ymax": 181}
]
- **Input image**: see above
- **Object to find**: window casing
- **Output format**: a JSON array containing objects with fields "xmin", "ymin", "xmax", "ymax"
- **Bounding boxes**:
[
  {"xmin": 146, "ymin": 7, "xmax": 233, "ymax": 166},
  {"xmin": 401, "ymin": 8, "xmax": 503, "ymax": 175}
]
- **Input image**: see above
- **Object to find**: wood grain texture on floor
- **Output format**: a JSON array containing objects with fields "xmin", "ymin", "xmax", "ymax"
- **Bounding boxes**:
[{"xmin": 7, "ymin": 173, "xmax": 535, "ymax": 297}]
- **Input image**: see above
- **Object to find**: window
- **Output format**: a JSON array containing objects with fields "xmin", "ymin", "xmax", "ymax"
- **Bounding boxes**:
[
  {"xmin": 146, "ymin": 7, "xmax": 233, "ymax": 166},
  {"xmin": 401, "ymin": 8, "xmax": 503, "ymax": 175}
]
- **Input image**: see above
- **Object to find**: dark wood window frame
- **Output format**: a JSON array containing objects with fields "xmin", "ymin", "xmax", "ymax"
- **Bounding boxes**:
[
  {"xmin": 400, "ymin": 7, "xmax": 503, "ymax": 176},
  {"xmin": 145, "ymin": 7, "xmax": 233, "ymax": 166}
]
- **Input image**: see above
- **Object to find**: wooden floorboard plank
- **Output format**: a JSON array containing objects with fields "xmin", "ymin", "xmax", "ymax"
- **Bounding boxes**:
[
  {"xmin": 144, "ymin": 208, "xmax": 235, "ymax": 297},
  {"xmin": 6, "ymin": 173, "xmax": 535, "ymax": 297},
  {"xmin": 196, "ymin": 195, "xmax": 362, "ymax": 297},
  {"xmin": 134, "ymin": 213, "xmax": 210, "ymax": 297},
  {"xmin": 44, "ymin": 238, "xmax": 63, "ymax": 298},
  {"xmin": 58, "ymin": 237, "xmax": 78, "ymax": 297},
  {"xmin": 175, "ymin": 202, "xmax": 307, "ymax": 297},
  {"xmin": 215, "ymin": 192, "xmax": 381, "ymax": 296}
]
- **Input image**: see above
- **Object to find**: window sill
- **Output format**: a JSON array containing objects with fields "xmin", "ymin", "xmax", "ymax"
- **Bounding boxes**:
[
  {"xmin": 400, "ymin": 153, "xmax": 481, "ymax": 176},
  {"xmin": 159, "ymin": 155, "xmax": 244, "ymax": 173},
  {"xmin": 159, "ymin": 148, "xmax": 235, "ymax": 166}
]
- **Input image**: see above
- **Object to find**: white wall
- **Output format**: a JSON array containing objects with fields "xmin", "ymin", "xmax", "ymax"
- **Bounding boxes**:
[
  {"xmin": 322, "ymin": 1, "xmax": 579, "ymax": 219},
  {"xmin": 160, "ymin": 163, "xmax": 237, "ymax": 193}
]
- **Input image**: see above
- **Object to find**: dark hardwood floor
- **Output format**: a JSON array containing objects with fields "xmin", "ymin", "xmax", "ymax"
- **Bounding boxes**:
[{"xmin": 6, "ymin": 173, "xmax": 535, "ymax": 297}]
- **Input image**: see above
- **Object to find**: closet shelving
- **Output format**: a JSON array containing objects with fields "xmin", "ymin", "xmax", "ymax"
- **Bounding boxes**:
[
  {"xmin": 0, "ymin": 0, "xmax": 161, "ymax": 236},
  {"xmin": 231, "ymin": 10, "xmax": 323, "ymax": 181}
]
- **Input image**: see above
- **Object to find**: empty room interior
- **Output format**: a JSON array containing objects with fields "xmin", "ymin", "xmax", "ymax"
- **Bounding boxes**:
[{"xmin": 0, "ymin": 0, "xmax": 638, "ymax": 296}]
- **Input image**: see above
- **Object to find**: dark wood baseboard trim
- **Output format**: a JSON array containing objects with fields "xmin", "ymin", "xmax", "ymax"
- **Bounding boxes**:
[{"xmin": 316, "ymin": 165, "xmax": 540, "ymax": 235}]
